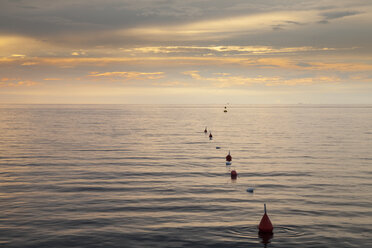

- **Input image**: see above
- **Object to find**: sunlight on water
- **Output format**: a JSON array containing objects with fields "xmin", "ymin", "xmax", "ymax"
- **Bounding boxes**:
[{"xmin": 0, "ymin": 104, "xmax": 371, "ymax": 247}]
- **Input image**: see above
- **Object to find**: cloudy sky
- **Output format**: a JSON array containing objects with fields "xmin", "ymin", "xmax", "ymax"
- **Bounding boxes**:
[{"xmin": 1, "ymin": 0, "xmax": 372, "ymax": 104}]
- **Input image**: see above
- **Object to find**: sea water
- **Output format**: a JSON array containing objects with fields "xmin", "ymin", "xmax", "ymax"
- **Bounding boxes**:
[{"xmin": 0, "ymin": 104, "xmax": 371, "ymax": 247}]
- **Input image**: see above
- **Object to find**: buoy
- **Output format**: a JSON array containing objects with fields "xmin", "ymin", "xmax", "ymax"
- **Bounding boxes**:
[
  {"xmin": 226, "ymin": 151, "xmax": 232, "ymax": 162},
  {"xmin": 216, "ymin": 146, "xmax": 221, "ymax": 149},
  {"xmin": 247, "ymin": 187, "xmax": 254, "ymax": 193},
  {"xmin": 204, "ymin": 127, "xmax": 207, "ymax": 133},
  {"xmin": 258, "ymin": 204, "xmax": 273, "ymax": 233},
  {"xmin": 209, "ymin": 132, "xmax": 213, "ymax": 139},
  {"xmin": 226, "ymin": 161, "xmax": 231, "ymax": 166},
  {"xmin": 231, "ymin": 170, "xmax": 237, "ymax": 179}
]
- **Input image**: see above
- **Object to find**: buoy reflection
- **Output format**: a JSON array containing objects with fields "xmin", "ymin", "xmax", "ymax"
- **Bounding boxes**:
[{"xmin": 258, "ymin": 231, "xmax": 274, "ymax": 246}]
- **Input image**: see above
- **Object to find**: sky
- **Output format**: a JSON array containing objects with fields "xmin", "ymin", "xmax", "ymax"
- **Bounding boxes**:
[{"xmin": 1, "ymin": 0, "xmax": 372, "ymax": 104}]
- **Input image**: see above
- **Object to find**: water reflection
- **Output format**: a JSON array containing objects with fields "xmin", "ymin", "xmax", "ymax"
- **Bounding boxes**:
[
  {"xmin": 259, "ymin": 231, "xmax": 274, "ymax": 247},
  {"xmin": 1, "ymin": 105, "xmax": 372, "ymax": 247}
]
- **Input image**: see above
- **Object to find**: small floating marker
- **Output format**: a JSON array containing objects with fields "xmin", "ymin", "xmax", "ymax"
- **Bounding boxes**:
[
  {"xmin": 226, "ymin": 161, "xmax": 231, "ymax": 166},
  {"xmin": 247, "ymin": 187, "xmax": 254, "ymax": 193},
  {"xmin": 231, "ymin": 170, "xmax": 237, "ymax": 179},
  {"xmin": 216, "ymin": 146, "xmax": 221, "ymax": 149},
  {"xmin": 204, "ymin": 127, "xmax": 207, "ymax": 133},
  {"xmin": 226, "ymin": 150, "xmax": 232, "ymax": 162},
  {"xmin": 209, "ymin": 132, "xmax": 213, "ymax": 139},
  {"xmin": 224, "ymin": 106, "xmax": 227, "ymax": 112},
  {"xmin": 258, "ymin": 204, "xmax": 273, "ymax": 233}
]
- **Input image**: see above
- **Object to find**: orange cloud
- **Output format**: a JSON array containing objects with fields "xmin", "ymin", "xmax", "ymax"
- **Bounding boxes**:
[
  {"xmin": 1, "ymin": 56, "xmax": 372, "ymax": 76},
  {"xmin": 0, "ymin": 79, "xmax": 40, "ymax": 87},
  {"xmin": 256, "ymin": 58, "xmax": 297, "ymax": 69},
  {"xmin": 182, "ymin": 71, "xmax": 202, "ymax": 80},
  {"xmin": 266, "ymin": 76, "xmax": 340, "ymax": 86},
  {"xmin": 349, "ymin": 74, "xmax": 372, "ymax": 82},
  {"xmin": 14, "ymin": 56, "xmax": 371, "ymax": 71},
  {"xmin": 11, "ymin": 54, "xmax": 26, "ymax": 57},
  {"xmin": 152, "ymin": 81, "xmax": 190, "ymax": 87},
  {"xmin": 121, "ymin": 45, "xmax": 339, "ymax": 55},
  {"xmin": 44, "ymin": 78, "xmax": 62, "ymax": 81},
  {"xmin": 21, "ymin": 61, "xmax": 39, "ymax": 66},
  {"xmin": 183, "ymin": 71, "xmax": 341, "ymax": 87},
  {"xmin": 87, "ymin": 71, "xmax": 165, "ymax": 81}
]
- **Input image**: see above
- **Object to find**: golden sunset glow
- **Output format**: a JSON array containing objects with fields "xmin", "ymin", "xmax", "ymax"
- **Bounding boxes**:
[{"xmin": 0, "ymin": 1, "xmax": 371, "ymax": 103}]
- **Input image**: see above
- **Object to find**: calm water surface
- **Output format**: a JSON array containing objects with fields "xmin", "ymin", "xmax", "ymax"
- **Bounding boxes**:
[{"xmin": 0, "ymin": 104, "xmax": 371, "ymax": 247}]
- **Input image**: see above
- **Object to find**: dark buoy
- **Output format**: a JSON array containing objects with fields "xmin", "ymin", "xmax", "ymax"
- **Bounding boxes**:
[
  {"xmin": 226, "ymin": 150, "xmax": 232, "ymax": 162},
  {"xmin": 231, "ymin": 170, "xmax": 237, "ymax": 179},
  {"xmin": 209, "ymin": 132, "xmax": 213, "ymax": 139},
  {"xmin": 204, "ymin": 127, "xmax": 207, "ymax": 133},
  {"xmin": 247, "ymin": 187, "xmax": 254, "ymax": 193},
  {"xmin": 224, "ymin": 106, "xmax": 227, "ymax": 112},
  {"xmin": 258, "ymin": 204, "xmax": 273, "ymax": 233}
]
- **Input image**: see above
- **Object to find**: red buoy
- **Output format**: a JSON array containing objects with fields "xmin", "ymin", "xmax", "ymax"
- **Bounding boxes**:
[
  {"xmin": 258, "ymin": 204, "xmax": 273, "ymax": 233},
  {"xmin": 209, "ymin": 132, "xmax": 213, "ymax": 139},
  {"xmin": 204, "ymin": 127, "xmax": 207, "ymax": 133},
  {"xmin": 226, "ymin": 150, "xmax": 232, "ymax": 162},
  {"xmin": 231, "ymin": 170, "xmax": 237, "ymax": 179}
]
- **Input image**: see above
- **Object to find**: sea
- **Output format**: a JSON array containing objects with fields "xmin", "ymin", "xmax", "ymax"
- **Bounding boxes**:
[{"xmin": 0, "ymin": 104, "xmax": 371, "ymax": 248}]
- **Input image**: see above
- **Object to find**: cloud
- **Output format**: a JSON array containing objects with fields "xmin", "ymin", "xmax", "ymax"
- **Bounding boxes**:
[
  {"xmin": 0, "ymin": 0, "xmax": 371, "ymax": 104},
  {"xmin": 182, "ymin": 71, "xmax": 202, "ymax": 80},
  {"xmin": 11, "ymin": 54, "xmax": 26, "ymax": 57},
  {"xmin": 71, "ymin": 50, "xmax": 87, "ymax": 56},
  {"xmin": 43, "ymin": 78, "xmax": 62, "ymax": 81},
  {"xmin": 253, "ymin": 58, "xmax": 372, "ymax": 71},
  {"xmin": 0, "ymin": 34, "xmax": 58, "ymax": 57},
  {"xmin": 2, "ymin": 55, "xmax": 372, "ymax": 73},
  {"xmin": 318, "ymin": 10, "xmax": 362, "ymax": 24},
  {"xmin": 0, "ymin": 78, "xmax": 40, "ymax": 87},
  {"xmin": 1, "ymin": 1, "xmax": 371, "ymax": 52},
  {"xmin": 87, "ymin": 71, "xmax": 165, "ymax": 81},
  {"xmin": 301, "ymin": 62, "xmax": 372, "ymax": 71},
  {"xmin": 0, "ymin": 1, "xmax": 312, "ymax": 37},
  {"xmin": 266, "ymin": 76, "xmax": 340, "ymax": 86},
  {"xmin": 182, "ymin": 71, "xmax": 341, "ymax": 87},
  {"xmin": 123, "ymin": 10, "xmax": 319, "ymax": 41},
  {"xmin": 121, "ymin": 45, "xmax": 338, "ymax": 56},
  {"xmin": 21, "ymin": 61, "xmax": 39, "ymax": 66},
  {"xmin": 321, "ymin": 10, "xmax": 361, "ymax": 20},
  {"xmin": 152, "ymin": 81, "xmax": 189, "ymax": 87},
  {"xmin": 349, "ymin": 74, "xmax": 372, "ymax": 82}
]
